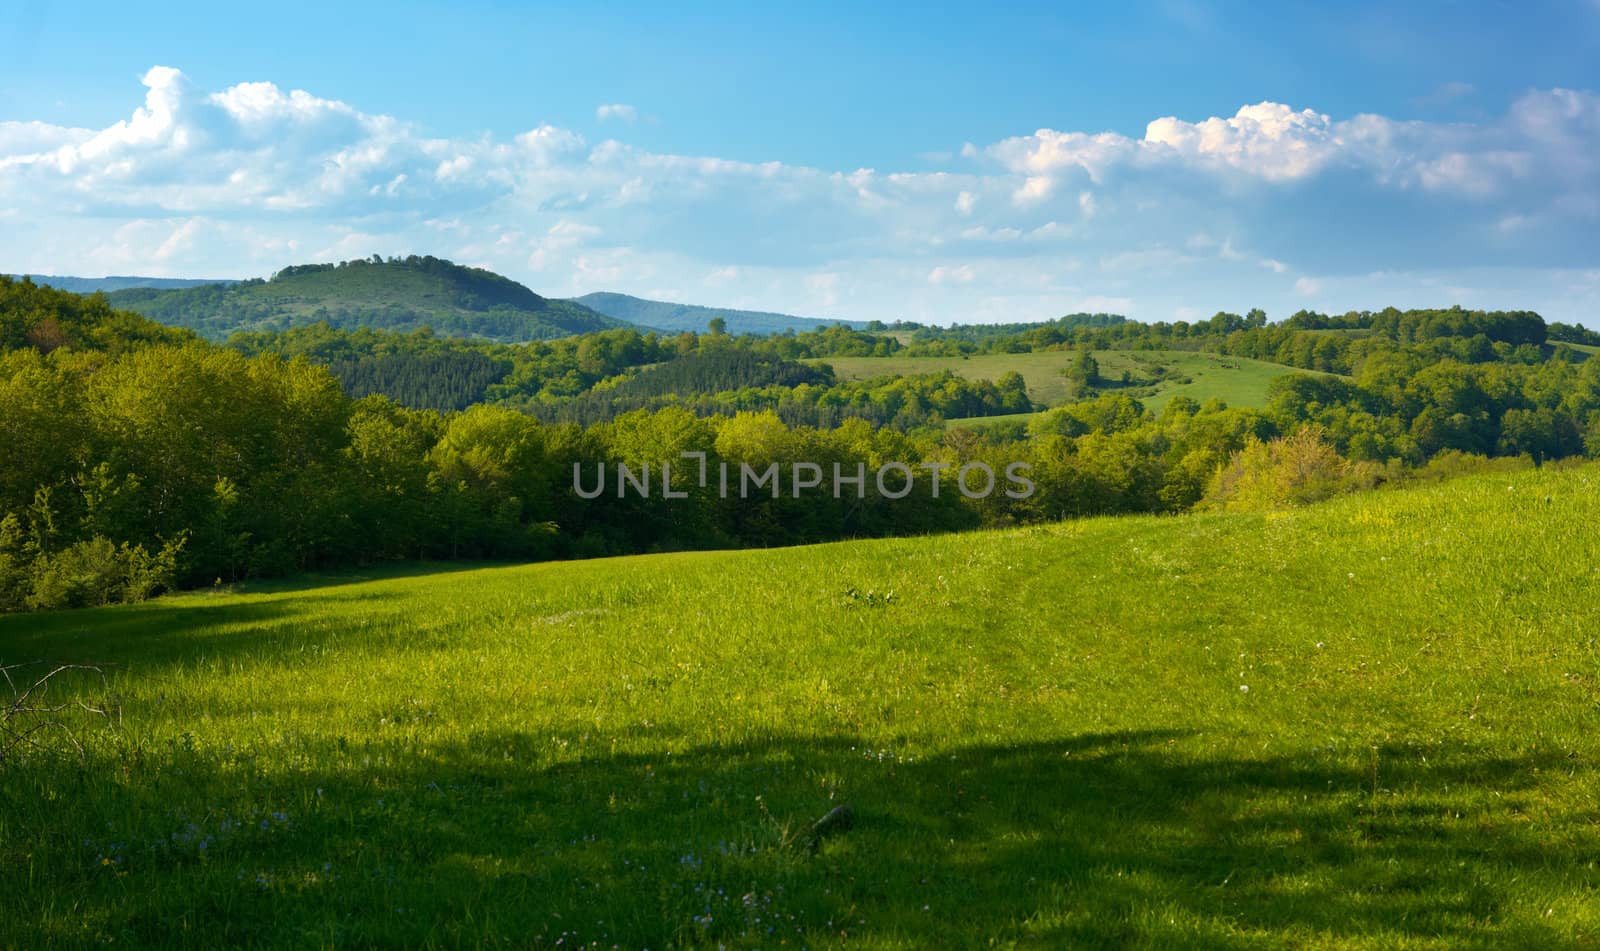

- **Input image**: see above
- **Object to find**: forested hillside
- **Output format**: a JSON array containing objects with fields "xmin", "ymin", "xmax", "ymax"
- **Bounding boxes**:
[
  {"xmin": 0, "ymin": 276, "xmax": 194, "ymax": 353},
  {"xmin": 105, "ymin": 256, "xmax": 626, "ymax": 342},
  {"xmin": 5, "ymin": 273, "xmax": 1600, "ymax": 613}
]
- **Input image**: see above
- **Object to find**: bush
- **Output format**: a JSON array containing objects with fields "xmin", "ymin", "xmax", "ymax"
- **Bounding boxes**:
[
  {"xmin": 23, "ymin": 535, "xmax": 183, "ymax": 611},
  {"xmin": 1409, "ymin": 450, "xmax": 1534, "ymax": 483},
  {"xmin": 1202, "ymin": 426, "xmax": 1381, "ymax": 512}
]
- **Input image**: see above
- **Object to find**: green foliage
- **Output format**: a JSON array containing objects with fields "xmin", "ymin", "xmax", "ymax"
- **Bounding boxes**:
[
  {"xmin": 20, "ymin": 534, "xmax": 183, "ymax": 611},
  {"xmin": 1548, "ymin": 321, "xmax": 1600, "ymax": 346},
  {"xmin": 0, "ymin": 276, "xmax": 193, "ymax": 354},
  {"xmin": 8, "ymin": 279, "xmax": 1600, "ymax": 613},
  {"xmin": 329, "ymin": 350, "xmax": 511, "ymax": 411},
  {"xmin": 1202, "ymin": 427, "xmax": 1382, "ymax": 511},
  {"xmin": 1061, "ymin": 348, "xmax": 1101, "ymax": 398}
]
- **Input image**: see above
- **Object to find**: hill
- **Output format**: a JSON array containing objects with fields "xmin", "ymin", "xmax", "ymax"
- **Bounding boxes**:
[
  {"xmin": 572, "ymin": 291, "xmax": 868, "ymax": 335},
  {"xmin": 104, "ymin": 256, "xmax": 627, "ymax": 343},
  {"xmin": 5, "ymin": 463, "xmax": 1600, "ymax": 946},
  {"xmin": 818, "ymin": 349, "xmax": 1339, "ymax": 421},
  {"xmin": 4, "ymin": 274, "xmax": 233, "ymax": 294}
]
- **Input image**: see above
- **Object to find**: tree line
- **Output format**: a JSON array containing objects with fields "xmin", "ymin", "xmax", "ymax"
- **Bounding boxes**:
[{"xmin": 4, "ymin": 275, "xmax": 1599, "ymax": 612}]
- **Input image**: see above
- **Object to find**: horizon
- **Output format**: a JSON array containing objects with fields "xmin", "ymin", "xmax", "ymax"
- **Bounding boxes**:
[{"xmin": 2, "ymin": 2, "xmax": 1597, "ymax": 325}]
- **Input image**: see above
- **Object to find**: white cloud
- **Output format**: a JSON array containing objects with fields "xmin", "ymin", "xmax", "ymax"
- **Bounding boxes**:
[
  {"xmin": 982, "ymin": 89, "xmax": 1600, "ymax": 206},
  {"xmin": 1144, "ymin": 102, "xmax": 1339, "ymax": 181},
  {"xmin": 1012, "ymin": 175, "xmax": 1054, "ymax": 206},
  {"xmin": 0, "ymin": 120, "xmax": 91, "ymax": 157},
  {"xmin": 1, "ymin": 66, "xmax": 1597, "ymax": 325},
  {"xmin": 928, "ymin": 264, "xmax": 975, "ymax": 284},
  {"xmin": 153, "ymin": 218, "xmax": 203, "ymax": 260},
  {"xmin": 596, "ymin": 103, "xmax": 638, "ymax": 123}
]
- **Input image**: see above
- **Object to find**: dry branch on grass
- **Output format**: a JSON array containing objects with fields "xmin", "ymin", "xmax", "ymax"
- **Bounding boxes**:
[{"xmin": 0, "ymin": 662, "xmax": 119, "ymax": 764}]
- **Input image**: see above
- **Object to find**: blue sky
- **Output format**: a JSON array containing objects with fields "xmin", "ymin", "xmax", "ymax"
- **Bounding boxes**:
[{"xmin": 2, "ymin": 0, "xmax": 1598, "ymax": 324}]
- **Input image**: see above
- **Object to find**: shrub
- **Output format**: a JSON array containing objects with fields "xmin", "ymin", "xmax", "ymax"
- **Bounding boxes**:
[
  {"xmin": 23, "ymin": 535, "xmax": 184, "ymax": 611},
  {"xmin": 1202, "ymin": 426, "xmax": 1381, "ymax": 511}
]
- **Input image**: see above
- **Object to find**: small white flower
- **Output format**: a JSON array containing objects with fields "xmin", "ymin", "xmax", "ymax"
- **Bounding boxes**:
[{"xmin": 1239, "ymin": 685, "xmax": 1250, "ymax": 693}]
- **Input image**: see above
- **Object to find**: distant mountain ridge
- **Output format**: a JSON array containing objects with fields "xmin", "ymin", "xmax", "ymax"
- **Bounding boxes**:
[
  {"xmin": 15, "ymin": 265, "xmax": 872, "ymax": 341},
  {"xmin": 7, "ymin": 274, "xmax": 233, "ymax": 294},
  {"xmin": 571, "ymin": 292, "xmax": 867, "ymax": 335},
  {"xmin": 101, "ymin": 256, "xmax": 628, "ymax": 343}
]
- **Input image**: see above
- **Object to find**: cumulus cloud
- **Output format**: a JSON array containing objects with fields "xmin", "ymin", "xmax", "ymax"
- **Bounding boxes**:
[
  {"xmin": 984, "ymin": 89, "xmax": 1600, "ymax": 202},
  {"xmin": 1144, "ymin": 102, "xmax": 1339, "ymax": 181},
  {"xmin": 1, "ymin": 66, "xmax": 1597, "ymax": 324}
]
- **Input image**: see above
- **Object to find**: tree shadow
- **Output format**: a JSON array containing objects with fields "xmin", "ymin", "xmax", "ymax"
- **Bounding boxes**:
[
  {"xmin": 0, "ymin": 561, "xmax": 512, "ymax": 672},
  {"xmin": 225, "ymin": 559, "xmax": 517, "ymax": 595},
  {"xmin": 6, "ymin": 728, "xmax": 1593, "ymax": 946}
]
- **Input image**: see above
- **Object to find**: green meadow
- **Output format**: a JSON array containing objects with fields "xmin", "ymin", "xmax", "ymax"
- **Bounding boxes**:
[
  {"xmin": 5, "ymin": 464, "xmax": 1600, "ymax": 947},
  {"xmin": 817, "ymin": 350, "xmax": 1332, "ymax": 421}
]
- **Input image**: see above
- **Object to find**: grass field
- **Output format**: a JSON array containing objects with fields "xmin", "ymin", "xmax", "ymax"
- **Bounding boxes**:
[
  {"xmin": 5, "ymin": 466, "xmax": 1600, "ymax": 947},
  {"xmin": 816, "ymin": 350, "xmax": 1331, "ymax": 423}
]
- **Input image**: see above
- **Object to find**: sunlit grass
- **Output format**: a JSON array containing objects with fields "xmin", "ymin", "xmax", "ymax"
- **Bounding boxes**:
[
  {"xmin": 4, "ymin": 465, "xmax": 1600, "ymax": 947},
  {"xmin": 819, "ymin": 349, "xmax": 1338, "ymax": 419}
]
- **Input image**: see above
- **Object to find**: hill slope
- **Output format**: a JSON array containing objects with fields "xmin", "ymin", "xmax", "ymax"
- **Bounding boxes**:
[
  {"xmin": 5, "ymin": 274, "xmax": 233, "ymax": 294},
  {"xmin": 572, "ymin": 290, "xmax": 867, "ymax": 334},
  {"xmin": 6, "ymin": 464, "xmax": 1600, "ymax": 946},
  {"xmin": 105, "ymin": 256, "xmax": 627, "ymax": 343},
  {"xmin": 821, "ymin": 348, "xmax": 1340, "ymax": 418}
]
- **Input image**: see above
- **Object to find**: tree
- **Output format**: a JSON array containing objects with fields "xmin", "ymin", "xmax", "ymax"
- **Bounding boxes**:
[
  {"xmin": 707, "ymin": 316, "xmax": 728, "ymax": 336},
  {"xmin": 1063, "ymin": 349, "xmax": 1101, "ymax": 399}
]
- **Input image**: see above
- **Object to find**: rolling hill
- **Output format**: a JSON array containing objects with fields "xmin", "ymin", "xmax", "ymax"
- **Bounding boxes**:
[
  {"xmin": 817, "ymin": 349, "xmax": 1341, "ymax": 424},
  {"xmin": 5, "ymin": 463, "xmax": 1600, "ymax": 946},
  {"xmin": 103, "ymin": 256, "xmax": 628, "ymax": 343},
  {"xmin": 572, "ymin": 291, "xmax": 867, "ymax": 335}
]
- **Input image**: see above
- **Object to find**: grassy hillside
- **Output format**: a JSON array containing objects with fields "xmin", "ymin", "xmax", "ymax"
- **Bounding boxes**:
[
  {"xmin": 574, "ymin": 291, "xmax": 867, "ymax": 335},
  {"xmin": 5, "ymin": 465, "xmax": 1600, "ymax": 946},
  {"xmin": 105, "ymin": 256, "xmax": 626, "ymax": 343},
  {"xmin": 820, "ymin": 350, "xmax": 1337, "ymax": 420}
]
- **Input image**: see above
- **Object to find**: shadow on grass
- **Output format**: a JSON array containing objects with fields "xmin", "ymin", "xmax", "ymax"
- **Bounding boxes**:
[
  {"xmin": 0, "ymin": 560, "xmax": 518, "ymax": 672},
  {"xmin": 4, "ymin": 728, "xmax": 1593, "ymax": 947},
  {"xmin": 222, "ymin": 559, "xmax": 519, "ymax": 596}
]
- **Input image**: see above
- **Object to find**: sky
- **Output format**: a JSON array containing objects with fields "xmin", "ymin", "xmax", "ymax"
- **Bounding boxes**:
[{"xmin": 1, "ymin": 0, "xmax": 1598, "ymax": 325}]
